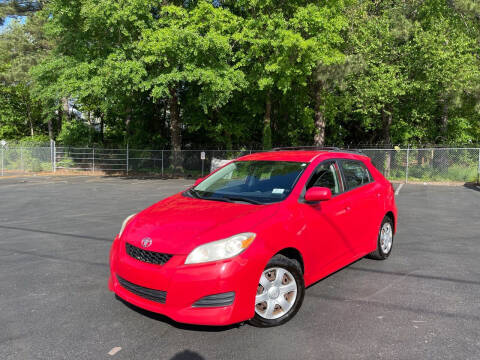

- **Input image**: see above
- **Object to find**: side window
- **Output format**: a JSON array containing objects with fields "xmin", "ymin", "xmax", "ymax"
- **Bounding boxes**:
[
  {"xmin": 340, "ymin": 160, "xmax": 371, "ymax": 190},
  {"xmin": 306, "ymin": 162, "xmax": 342, "ymax": 195}
]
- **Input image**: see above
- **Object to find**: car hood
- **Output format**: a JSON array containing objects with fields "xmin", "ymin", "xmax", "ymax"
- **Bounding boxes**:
[{"xmin": 121, "ymin": 193, "xmax": 280, "ymax": 254}]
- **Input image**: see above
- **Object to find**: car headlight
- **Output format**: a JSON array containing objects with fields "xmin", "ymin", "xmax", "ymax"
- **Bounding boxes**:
[
  {"xmin": 119, "ymin": 213, "xmax": 136, "ymax": 238},
  {"xmin": 185, "ymin": 232, "xmax": 256, "ymax": 264}
]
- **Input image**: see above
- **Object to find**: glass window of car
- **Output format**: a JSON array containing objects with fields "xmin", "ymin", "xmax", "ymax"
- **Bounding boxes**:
[
  {"xmin": 340, "ymin": 160, "xmax": 371, "ymax": 190},
  {"xmin": 306, "ymin": 162, "xmax": 342, "ymax": 195},
  {"xmin": 190, "ymin": 160, "xmax": 308, "ymax": 204}
]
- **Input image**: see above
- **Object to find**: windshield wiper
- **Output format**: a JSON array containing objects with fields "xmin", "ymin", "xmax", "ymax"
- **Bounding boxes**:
[
  {"xmin": 187, "ymin": 190, "xmax": 261, "ymax": 204},
  {"xmin": 221, "ymin": 196, "xmax": 263, "ymax": 205},
  {"xmin": 187, "ymin": 188, "xmax": 202, "ymax": 199},
  {"xmin": 187, "ymin": 189, "xmax": 235, "ymax": 203}
]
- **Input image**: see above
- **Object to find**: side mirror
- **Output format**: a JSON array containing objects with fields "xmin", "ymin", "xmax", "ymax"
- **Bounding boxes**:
[
  {"xmin": 193, "ymin": 177, "xmax": 204, "ymax": 187},
  {"xmin": 305, "ymin": 187, "xmax": 332, "ymax": 202}
]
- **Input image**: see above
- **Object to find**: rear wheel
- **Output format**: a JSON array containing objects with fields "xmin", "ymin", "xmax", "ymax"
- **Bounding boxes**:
[
  {"xmin": 249, "ymin": 254, "xmax": 305, "ymax": 327},
  {"xmin": 368, "ymin": 216, "xmax": 394, "ymax": 260}
]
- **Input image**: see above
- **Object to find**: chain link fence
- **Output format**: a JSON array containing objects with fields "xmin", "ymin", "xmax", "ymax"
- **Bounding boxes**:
[
  {"xmin": 0, "ymin": 146, "xmax": 53, "ymax": 176},
  {"xmin": 1, "ymin": 142, "xmax": 479, "ymax": 183},
  {"xmin": 362, "ymin": 147, "xmax": 480, "ymax": 183}
]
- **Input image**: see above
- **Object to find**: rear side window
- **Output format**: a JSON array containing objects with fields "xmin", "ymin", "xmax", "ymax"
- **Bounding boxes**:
[{"xmin": 340, "ymin": 160, "xmax": 371, "ymax": 190}]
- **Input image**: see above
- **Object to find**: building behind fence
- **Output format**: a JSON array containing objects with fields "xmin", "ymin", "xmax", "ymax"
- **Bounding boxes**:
[{"xmin": 1, "ymin": 142, "xmax": 479, "ymax": 183}]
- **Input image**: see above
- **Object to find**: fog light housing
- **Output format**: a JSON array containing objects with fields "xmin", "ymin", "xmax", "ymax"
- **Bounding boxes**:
[{"xmin": 192, "ymin": 292, "xmax": 235, "ymax": 307}]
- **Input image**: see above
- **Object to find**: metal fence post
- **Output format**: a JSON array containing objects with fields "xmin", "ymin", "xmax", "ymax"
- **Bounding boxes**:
[
  {"xmin": 477, "ymin": 148, "xmax": 480, "ymax": 184},
  {"xmin": 1, "ymin": 147, "xmax": 3, "ymax": 176},
  {"xmin": 161, "ymin": 150, "xmax": 164, "ymax": 177},
  {"xmin": 92, "ymin": 147, "xmax": 95, "ymax": 173},
  {"xmin": 405, "ymin": 145, "xmax": 410, "ymax": 184},
  {"xmin": 20, "ymin": 147, "xmax": 24, "ymax": 172},
  {"xmin": 126, "ymin": 144, "xmax": 129, "ymax": 174},
  {"xmin": 50, "ymin": 139, "xmax": 54, "ymax": 172},
  {"xmin": 53, "ymin": 141, "xmax": 56, "ymax": 173}
]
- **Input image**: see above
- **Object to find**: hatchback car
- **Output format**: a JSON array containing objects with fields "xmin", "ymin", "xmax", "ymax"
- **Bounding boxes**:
[{"xmin": 109, "ymin": 149, "xmax": 397, "ymax": 327}]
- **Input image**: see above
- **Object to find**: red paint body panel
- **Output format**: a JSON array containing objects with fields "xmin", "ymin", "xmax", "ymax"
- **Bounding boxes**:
[{"xmin": 109, "ymin": 151, "xmax": 397, "ymax": 325}]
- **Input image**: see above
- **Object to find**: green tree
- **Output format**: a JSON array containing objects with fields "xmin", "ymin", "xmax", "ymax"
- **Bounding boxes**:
[
  {"xmin": 231, "ymin": 1, "xmax": 347, "ymax": 148},
  {"xmin": 0, "ymin": 10, "xmax": 51, "ymax": 139},
  {"xmin": 410, "ymin": 1, "xmax": 480, "ymax": 144},
  {"xmin": 139, "ymin": 1, "xmax": 246, "ymax": 161},
  {"xmin": 346, "ymin": 2, "xmax": 411, "ymax": 145}
]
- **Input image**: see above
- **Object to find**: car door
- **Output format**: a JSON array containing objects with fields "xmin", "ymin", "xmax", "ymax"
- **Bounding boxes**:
[
  {"xmin": 338, "ymin": 159, "xmax": 383, "ymax": 255},
  {"xmin": 298, "ymin": 160, "xmax": 355, "ymax": 278}
]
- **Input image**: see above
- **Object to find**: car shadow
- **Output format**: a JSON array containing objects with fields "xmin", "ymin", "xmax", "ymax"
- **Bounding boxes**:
[
  {"xmin": 115, "ymin": 295, "xmax": 242, "ymax": 332},
  {"xmin": 464, "ymin": 182, "xmax": 480, "ymax": 192},
  {"xmin": 170, "ymin": 350, "xmax": 205, "ymax": 360}
]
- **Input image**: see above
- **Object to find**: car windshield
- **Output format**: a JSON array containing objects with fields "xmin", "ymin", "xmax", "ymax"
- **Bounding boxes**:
[{"xmin": 187, "ymin": 160, "xmax": 308, "ymax": 204}]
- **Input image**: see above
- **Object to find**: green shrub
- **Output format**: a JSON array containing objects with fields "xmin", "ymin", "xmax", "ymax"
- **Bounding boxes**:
[
  {"xmin": 57, "ymin": 121, "xmax": 96, "ymax": 146},
  {"xmin": 17, "ymin": 135, "xmax": 50, "ymax": 146}
]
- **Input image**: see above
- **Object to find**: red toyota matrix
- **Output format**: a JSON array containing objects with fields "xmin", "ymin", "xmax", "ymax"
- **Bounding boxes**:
[{"xmin": 109, "ymin": 149, "xmax": 397, "ymax": 327}]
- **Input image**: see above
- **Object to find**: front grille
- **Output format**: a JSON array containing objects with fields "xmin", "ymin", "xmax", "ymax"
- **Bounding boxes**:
[
  {"xmin": 117, "ymin": 275, "xmax": 167, "ymax": 303},
  {"xmin": 193, "ymin": 292, "xmax": 235, "ymax": 307},
  {"xmin": 126, "ymin": 242, "xmax": 173, "ymax": 265}
]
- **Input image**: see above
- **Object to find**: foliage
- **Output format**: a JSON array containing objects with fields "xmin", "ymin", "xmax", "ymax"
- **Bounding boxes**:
[
  {"xmin": 17, "ymin": 134, "xmax": 49, "ymax": 145},
  {"xmin": 0, "ymin": 0, "xmax": 479, "ymax": 149},
  {"xmin": 57, "ymin": 120, "xmax": 96, "ymax": 146}
]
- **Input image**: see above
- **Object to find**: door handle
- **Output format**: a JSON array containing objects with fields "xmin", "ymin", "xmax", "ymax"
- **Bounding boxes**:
[{"xmin": 337, "ymin": 206, "xmax": 350, "ymax": 216}]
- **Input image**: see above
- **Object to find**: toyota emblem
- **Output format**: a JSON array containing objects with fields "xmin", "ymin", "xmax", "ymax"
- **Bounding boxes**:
[{"xmin": 141, "ymin": 237, "xmax": 152, "ymax": 248}]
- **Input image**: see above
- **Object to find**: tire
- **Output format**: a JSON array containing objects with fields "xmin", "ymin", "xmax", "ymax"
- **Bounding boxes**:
[
  {"xmin": 368, "ymin": 215, "xmax": 394, "ymax": 260},
  {"xmin": 249, "ymin": 254, "xmax": 305, "ymax": 327}
]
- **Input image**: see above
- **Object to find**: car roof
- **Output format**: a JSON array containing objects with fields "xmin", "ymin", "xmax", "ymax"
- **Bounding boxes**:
[{"xmin": 237, "ymin": 150, "xmax": 369, "ymax": 163}]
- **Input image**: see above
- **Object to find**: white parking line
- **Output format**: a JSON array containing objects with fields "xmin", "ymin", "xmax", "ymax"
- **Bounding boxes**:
[
  {"xmin": 395, "ymin": 183, "xmax": 404, "ymax": 196},
  {"xmin": 108, "ymin": 347, "xmax": 122, "ymax": 356}
]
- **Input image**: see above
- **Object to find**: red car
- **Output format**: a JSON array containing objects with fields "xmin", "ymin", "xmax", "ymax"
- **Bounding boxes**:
[{"xmin": 109, "ymin": 149, "xmax": 397, "ymax": 327}]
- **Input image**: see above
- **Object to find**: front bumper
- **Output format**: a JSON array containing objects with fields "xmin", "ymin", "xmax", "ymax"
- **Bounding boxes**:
[{"xmin": 109, "ymin": 236, "xmax": 262, "ymax": 326}]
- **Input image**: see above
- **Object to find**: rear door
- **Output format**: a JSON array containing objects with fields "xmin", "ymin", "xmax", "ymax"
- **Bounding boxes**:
[{"xmin": 338, "ymin": 159, "xmax": 383, "ymax": 255}]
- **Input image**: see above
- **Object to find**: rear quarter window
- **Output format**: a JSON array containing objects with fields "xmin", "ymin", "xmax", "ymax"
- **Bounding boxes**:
[{"xmin": 340, "ymin": 160, "xmax": 372, "ymax": 190}]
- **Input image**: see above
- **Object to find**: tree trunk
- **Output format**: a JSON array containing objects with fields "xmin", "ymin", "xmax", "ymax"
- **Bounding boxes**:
[
  {"xmin": 61, "ymin": 97, "xmax": 69, "ymax": 121},
  {"xmin": 263, "ymin": 92, "xmax": 272, "ymax": 149},
  {"xmin": 24, "ymin": 99, "xmax": 34, "ymax": 137},
  {"xmin": 441, "ymin": 101, "xmax": 448, "ymax": 140},
  {"xmin": 434, "ymin": 100, "xmax": 449, "ymax": 171},
  {"xmin": 313, "ymin": 82, "xmax": 325, "ymax": 147},
  {"xmin": 382, "ymin": 107, "xmax": 392, "ymax": 177},
  {"xmin": 169, "ymin": 86, "xmax": 182, "ymax": 173},
  {"xmin": 100, "ymin": 114, "xmax": 104, "ymax": 144},
  {"xmin": 57, "ymin": 105, "xmax": 63, "ymax": 133},
  {"xmin": 29, "ymin": 120, "xmax": 34, "ymax": 137},
  {"xmin": 125, "ymin": 107, "xmax": 132, "ymax": 136},
  {"xmin": 47, "ymin": 118, "xmax": 53, "ymax": 140}
]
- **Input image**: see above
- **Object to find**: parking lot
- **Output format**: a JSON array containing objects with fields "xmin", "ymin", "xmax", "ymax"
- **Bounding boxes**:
[{"xmin": 0, "ymin": 176, "xmax": 479, "ymax": 360}]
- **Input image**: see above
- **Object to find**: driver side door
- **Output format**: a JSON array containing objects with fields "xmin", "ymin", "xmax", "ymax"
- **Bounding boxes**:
[{"xmin": 298, "ymin": 161, "xmax": 355, "ymax": 280}]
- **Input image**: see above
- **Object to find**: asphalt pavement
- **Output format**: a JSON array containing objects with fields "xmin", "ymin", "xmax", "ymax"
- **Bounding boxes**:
[{"xmin": 0, "ymin": 176, "xmax": 479, "ymax": 360}]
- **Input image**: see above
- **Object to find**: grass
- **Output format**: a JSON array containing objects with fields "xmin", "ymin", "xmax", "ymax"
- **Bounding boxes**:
[{"xmin": 386, "ymin": 165, "xmax": 478, "ymax": 183}]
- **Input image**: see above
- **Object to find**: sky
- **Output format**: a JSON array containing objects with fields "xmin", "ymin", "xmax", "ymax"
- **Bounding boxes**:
[{"xmin": 0, "ymin": 16, "xmax": 26, "ymax": 33}]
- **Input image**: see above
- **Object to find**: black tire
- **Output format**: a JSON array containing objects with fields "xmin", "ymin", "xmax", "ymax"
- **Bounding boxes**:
[
  {"xmin": 249, "ymin": 254, "xmax": 305, "ymax": 327},
  {"xmin": 368, "ymin": 215, "xmax": 394, "ymax": 260}
]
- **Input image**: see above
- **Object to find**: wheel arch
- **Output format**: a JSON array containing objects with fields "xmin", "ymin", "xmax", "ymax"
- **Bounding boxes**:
[
  {"xmin": 274, "ymin": 247, "xmax": 305, "ymax": 274},
  {"xmin": 385, "ymin": 211, "xmax": 395, "ymax": 233}
]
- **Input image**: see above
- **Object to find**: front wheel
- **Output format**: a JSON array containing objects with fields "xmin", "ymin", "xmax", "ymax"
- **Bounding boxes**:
[
  {"xmin": 249, "ymin": 254, "xmax": 305, "ymax": 327},
  {"xmin": 368, "ymin": 216, "xmax": 394, "ymax": 260}
]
